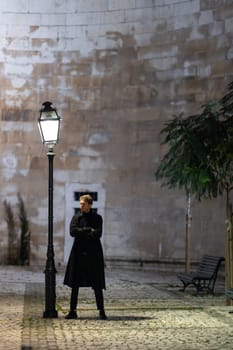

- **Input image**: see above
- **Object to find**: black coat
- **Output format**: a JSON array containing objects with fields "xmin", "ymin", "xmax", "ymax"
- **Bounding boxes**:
[{"xmin": 64, "ymin": 209, "xmax": 106, "ymax": 290}]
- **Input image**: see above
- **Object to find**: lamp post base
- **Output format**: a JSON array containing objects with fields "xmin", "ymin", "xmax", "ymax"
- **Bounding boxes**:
[
  {"xmin": 43, "ymin": 245, "xmax": 58, "ymax": 318},
  {"xmin": 43, "ymin": 264, "xmax": 58, "ymax": 318}
]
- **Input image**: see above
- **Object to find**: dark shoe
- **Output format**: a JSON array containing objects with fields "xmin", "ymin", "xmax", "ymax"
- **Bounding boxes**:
[
  {"xmin": 99, "ymin": 309, "xmax": 107, "ymax": 320},
  {"xmin": 65, "ymin": 310, "xmax": 78, "ymax": 319}
]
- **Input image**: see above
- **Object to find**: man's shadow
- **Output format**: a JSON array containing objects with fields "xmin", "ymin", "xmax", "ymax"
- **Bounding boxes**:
[{"xmin": 77, "ymin": 315, "xmax": 152, "ymax": 321}]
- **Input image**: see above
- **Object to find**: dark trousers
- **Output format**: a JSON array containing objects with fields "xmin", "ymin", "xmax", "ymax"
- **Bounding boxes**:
[{"xmin": 70, "ymin": 286, "xmax": 104, "ymax": 311}]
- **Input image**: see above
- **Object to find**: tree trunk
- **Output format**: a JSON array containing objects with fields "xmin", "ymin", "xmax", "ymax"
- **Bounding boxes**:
[
  {"xmin": 185, "ymin": 193, "xmax": 192, "ymax": 272},
  {"xmin": 225, "ymin": 188, "xmax": 233, "ymax": 306}
]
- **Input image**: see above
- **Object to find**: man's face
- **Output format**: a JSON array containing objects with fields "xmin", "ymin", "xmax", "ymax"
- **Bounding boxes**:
[{"xmin": 80, "ymin": 199, "xmax": 92, "ymax": 213}]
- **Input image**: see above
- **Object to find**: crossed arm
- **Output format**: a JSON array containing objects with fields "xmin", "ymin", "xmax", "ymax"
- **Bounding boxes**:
[{"xmin": 70, "ymin": 214, "xmax": 103, "ymax": 239}]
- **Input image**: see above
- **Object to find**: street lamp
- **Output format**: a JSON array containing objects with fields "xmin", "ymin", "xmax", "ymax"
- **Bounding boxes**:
[{"xmin": 38, "ymin": 101, "xmax": 61, "ymax": 318}]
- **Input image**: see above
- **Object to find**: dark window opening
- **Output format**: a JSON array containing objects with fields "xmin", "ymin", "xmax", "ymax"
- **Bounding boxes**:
[{"xmin": 74, "ymin": 191, "xmax": 98, "ymax": 202}]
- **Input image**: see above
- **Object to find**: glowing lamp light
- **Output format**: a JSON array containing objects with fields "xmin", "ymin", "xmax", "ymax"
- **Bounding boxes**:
[{"xmin": 38, "ymin": 101, "xmax": 61, "ymax": 147}]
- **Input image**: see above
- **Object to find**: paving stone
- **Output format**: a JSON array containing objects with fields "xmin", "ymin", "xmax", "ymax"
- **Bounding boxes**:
[{"xmin": 0, "ymin": 266, "xmax": 231, "ymax": 349}]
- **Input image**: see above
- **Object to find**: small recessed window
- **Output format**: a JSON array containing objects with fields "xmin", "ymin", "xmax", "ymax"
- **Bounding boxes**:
[
  {"xmin": 73, "ymin": 191, "xmax": 98, "ymax": 214},
  {"xmin": 74, "ymin": 191, "xmax": 98, "ymax": 201}
]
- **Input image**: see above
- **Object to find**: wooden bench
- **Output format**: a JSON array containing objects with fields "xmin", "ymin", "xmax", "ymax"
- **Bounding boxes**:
[{"xmin": 177, "ymin": 255, "xmax": 224, "ymax": 295}]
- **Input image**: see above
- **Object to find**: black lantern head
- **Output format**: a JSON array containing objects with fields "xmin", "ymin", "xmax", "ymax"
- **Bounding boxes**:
[{"xmin": 38, "ymin": 101, "xmax": 61, "ymax": 148}]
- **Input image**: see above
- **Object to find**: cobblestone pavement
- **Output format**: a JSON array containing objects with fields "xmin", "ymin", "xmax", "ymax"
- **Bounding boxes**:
[{"xmin": 0, "ymin": 266, "xmax": 232, "ymax": 349}]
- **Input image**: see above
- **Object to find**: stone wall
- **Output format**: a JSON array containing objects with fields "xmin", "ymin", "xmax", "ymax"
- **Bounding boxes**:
[{"xmin": 0, "ymin": 0, "xmax": 232, "ymax": 266}]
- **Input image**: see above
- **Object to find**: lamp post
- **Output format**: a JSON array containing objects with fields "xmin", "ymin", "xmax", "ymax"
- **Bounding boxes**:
[{"xmin": 38, "ymin": 101, "xmax": 61, "ymax": 318}]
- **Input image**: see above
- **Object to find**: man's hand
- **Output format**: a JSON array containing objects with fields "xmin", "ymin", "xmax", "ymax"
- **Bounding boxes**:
[{"xmin": 88, "ymin": 228, "xmax": 97, "ymax": 237}]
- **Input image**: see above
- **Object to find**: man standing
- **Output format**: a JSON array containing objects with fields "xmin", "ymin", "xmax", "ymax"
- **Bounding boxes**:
[{"xmin": 64, "ymin": 194, "xmax": 107, "ymax": 320}]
